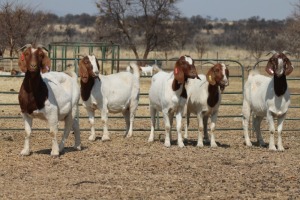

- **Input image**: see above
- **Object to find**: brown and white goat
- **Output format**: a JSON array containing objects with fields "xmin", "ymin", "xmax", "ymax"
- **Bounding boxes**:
[
  {"xmin": 18, "ymin": 44, "xmax": 81, "ymax": 156},
  {"xmin": 242, "ymin": 51, "xmax": 293, "ymax": 151},
  {"xmin": 148, "ymin": 55, "xmax": 199, "ymax": 147},
  {"xmin": 78, "ymin": 55, "xmax": 140, "ymax": 141},
  {"xmin": 184, "ymin": 63, "xmax": 229, "ymax": 147}
]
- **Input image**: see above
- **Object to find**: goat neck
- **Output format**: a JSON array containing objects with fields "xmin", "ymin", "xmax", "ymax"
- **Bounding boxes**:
[
  {"xmin": 273, "ymin": 74, "xmax": 287, "ymax": 97},
  {"xmin": 207, "ymin": 84, "xmax": 219, "ymax": 107},
  {"xmin": 19, "ymin": 67, "xmax": 48, "ymax": 114},
  {"xmin": 80, "ymin": 75, "xmax": 99, "ymax": 101}
]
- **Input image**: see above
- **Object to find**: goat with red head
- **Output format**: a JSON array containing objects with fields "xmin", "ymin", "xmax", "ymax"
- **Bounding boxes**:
[{"xmin": 148, "ymin": 55, "xmax": 199, "ymax": 148}]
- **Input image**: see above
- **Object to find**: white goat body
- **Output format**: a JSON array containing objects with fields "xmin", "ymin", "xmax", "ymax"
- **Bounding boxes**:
[
  {"xmin": 18, "ymin": 45, "xmax": 81, "ymax": 156},
  {"xmin": 242, "ymin": 51, "xmax": 293, "ymax": 151},
  {"xmin": 148, "ymin": 55, "xmax": 199, "ymax": 147},
  {"xmin": 184, "ymin": 63, "xmax": 229, "ymax": 147},
  {"xmin": 242, "ymin": 72, "xmax": 290, "ymax": 151},
  {"xmin": 79, "ymin": 56, "xmax": 140, "ymax": 141}
]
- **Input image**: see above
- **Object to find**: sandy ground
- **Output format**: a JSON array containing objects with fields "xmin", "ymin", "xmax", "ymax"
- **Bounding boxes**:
[{"xmin": 0, "ymin": 65, "xmax": 299, "ymax": 199}]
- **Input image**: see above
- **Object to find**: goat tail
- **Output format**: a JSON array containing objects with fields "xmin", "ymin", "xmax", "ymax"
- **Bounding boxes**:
[
  {"xmin": 64, "ymin": 65, "xmax": 77, "ymax": 78},
  {"xmin": 247, "ymin": 69, "xmax": 260, "ymax": 79},
  {"xmin": 128, "ymin": 61, "xmax": 140, "ymax": 78},
  {"xmin": 152, "ymin": 64, "xmax": 162, "ymax": 73}
]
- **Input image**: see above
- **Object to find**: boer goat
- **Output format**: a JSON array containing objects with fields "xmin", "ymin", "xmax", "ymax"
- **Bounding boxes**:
[
  {"xmin": 184, "ymin": 63, "xmax": 229, "ymax": 147},
  {"xmin": 148, "ymin": 55, "xmax": 199, "ymax": 147},
  {"xmin": 242, "ymin": 51, "xmax": 293, "ymax": 151},
  {"xmin": 78, "ymin": 55, "xmax": 140, "ymax": 141},
  {"xmin": 18, "ymin": 44, "xmax": 81, "ymax": 156}
]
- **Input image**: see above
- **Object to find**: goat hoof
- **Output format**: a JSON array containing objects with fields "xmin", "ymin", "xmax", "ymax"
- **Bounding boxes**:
[
  {"xmin": 269, "ymin": 146, "xmax": 277, "ymax": 151},
  {"xmin": 178, "ymin": 143, "xmax": 185, "ymax": 148},
  {"xmin": 101, "ymin": 135, "xmax": 110, "ymax": 141},
  {"xmin": 74, "ymin": 145, "xmax": 81, "ymax": 151},
  {"xmin": 51, "ymin": 150, "xmax": 59, "ymax": 156},
  {"xmin": 20, "ymin": 149, "xmax": 30, "ymax": 156},
  {"xmin": 164, "ymin": 141, "xmax": 171, "ymax": 147},
  {"xmin": 197, "ymin": 143, "xmax": 204, "ymax": 147},
  {"xmin": 211, "ymin": 143, "xmax": 218, "ymax": 148},
  {"xmin": 88, "ymin": 135, "xmax": 96, "ymax": 141}
]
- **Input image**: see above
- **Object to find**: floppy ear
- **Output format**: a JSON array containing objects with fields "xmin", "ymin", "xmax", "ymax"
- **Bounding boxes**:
[
  {"xmin": 18, "ymin": 53, "xmax": 27, "ymax": 73},
  {"xmin": 265, "ymin": 60, "xmax": 274, "ymax": 75},
  {"xmin": 285, "ymin": 60, "xmax": 293, "ymax": 76},
  {"xmin": 206, "ymin": 67, "xmax": 216, "ymax": 85},
  {"xmin": 174, "ymin": 64, "xmax": 184, "ymax": 84},
  {"xmin": 41, "ymin": 54, "xmax": 51, "ymax": 73},
  {"xmin": 79, "ymin": 60, "xmax": 89, "ymax": 83}
]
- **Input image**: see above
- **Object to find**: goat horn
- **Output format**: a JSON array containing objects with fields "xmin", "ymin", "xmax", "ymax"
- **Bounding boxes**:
[
  {"xmin": 36, "ymin": 44, "xmax": 49, "ymax": 52},
  {"xmin": 18, "ymin": 44, "xmax": 32, "ymax": 51},
  {"xmin": 266, "ymin": 50, "xmax": 277, "ymax": 56},
  {"xmin": 282, "ymin": 50, "xmax": 292, "ymax": 55}
]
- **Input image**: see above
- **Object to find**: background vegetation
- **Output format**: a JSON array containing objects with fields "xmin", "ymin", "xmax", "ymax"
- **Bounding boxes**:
[{"xmin": 1, "ymin": 0, "xmax": 300, "ymax": 61}]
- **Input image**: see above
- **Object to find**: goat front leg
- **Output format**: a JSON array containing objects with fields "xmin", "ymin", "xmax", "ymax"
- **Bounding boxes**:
[
  {"xmin": 175, "ymin": 111, "xmax": 185, "ymax": 148},
  {"xmin": 87, "ymin": 109, "xmax": 96, "ymax": 141},
  {"xmin": 196, "ymin": 113, "xmax": 204, "ymax": 147},
  {"xmin": 20, "ymin": 114, "xmax": 32, "ymax": 156},
  {"xmin": 209, "ymin": 113, "xmax": 218, "ymax": 148},
  {"xmin": 277, "ymin": 114, "xmax": 286, "ymax": 152},
  {"xmin": 266, "ymin": 112, "xmax": 276, "ymax": 151},
  {"xmin": 184, "ymin": 111, "xmax": 190, "ymax": 140},
  {"xmin": 49, "ymin": 120, "xmax": 59, "ymax": 156}
]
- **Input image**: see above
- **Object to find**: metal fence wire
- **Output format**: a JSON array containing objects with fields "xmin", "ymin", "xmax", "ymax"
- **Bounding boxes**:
[{"xmin": 0, "ymin": 55, "xmax": 299, "ymax": 133}]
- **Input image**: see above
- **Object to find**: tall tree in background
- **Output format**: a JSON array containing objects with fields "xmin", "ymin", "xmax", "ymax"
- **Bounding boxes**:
[
  {"xmin": 0, "ymin": 1, "xmax": 48, "ymax": 57},
  {"xmin": 95, "ymin": 0, "xmax": 180, "ymax": 59}
]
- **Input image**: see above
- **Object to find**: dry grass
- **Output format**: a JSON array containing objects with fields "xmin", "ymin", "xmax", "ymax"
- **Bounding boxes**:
[{"xmin": 0, "ymin": 48, "xmax": 300, "ymax": 199}]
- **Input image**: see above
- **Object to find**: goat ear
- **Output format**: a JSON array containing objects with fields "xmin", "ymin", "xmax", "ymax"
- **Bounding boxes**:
[
  {"xmin": 41, "ymin": 54, "xmax": 51, "ymax": 73},
  {"xmin": 79, "ymin": 60, "xmax": 89, "ymax": 83},
  {"xmin": 285, "ymin": 61, "xmax": 293, "ymax": 76},
  {"xmin": 18, "ymin": 53, "xmax": 27, "ymax": 73},
  {"xmin": 174, "ymin": 65, "xmax": 184, "ymax": 84},
  {"xmin": 206, "ymin": 67, "xmax": 216, "ymax": 85},
  {"xmin": 265, "ymin": 61, "xmax": 274, "ymax": 75}
]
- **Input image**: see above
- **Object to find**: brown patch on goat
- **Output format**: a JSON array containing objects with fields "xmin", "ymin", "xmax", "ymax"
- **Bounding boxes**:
[
  {"xmin": 79, "ymin": 56, "xmax": 99, "ymax": 101},
  {"xmin": 172, "ymin": 56, "xmax": 198, "ymax": 98},
  {"xmin": 18, "ymin": 47, "xmax": 49, "ymax": 114}
]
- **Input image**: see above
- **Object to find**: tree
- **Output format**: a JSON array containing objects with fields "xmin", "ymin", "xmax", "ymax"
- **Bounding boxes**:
[
  {"xmin": 95, "ymin": 0, "xmax": 180, "ymax": 60},
  {"xmin": 0, "ymin": 1, "xmax": 48, "ymax": 57}
]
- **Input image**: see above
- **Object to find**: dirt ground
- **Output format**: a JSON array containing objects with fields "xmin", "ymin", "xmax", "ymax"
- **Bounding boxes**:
[
  {"xmin": 0, "ymin": 128, "xmax": 300, "ymax": 199},
  {"xmin": 0, "ymin": 66, "xmax": 300, "ymax": 199}
]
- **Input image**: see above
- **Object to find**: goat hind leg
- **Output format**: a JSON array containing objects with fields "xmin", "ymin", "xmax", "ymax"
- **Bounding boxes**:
[
  {"xmin": 59, "ymin": 114, "xmax": 73, "ymax": 152},
  {"xmin": 88, "ymin": 110, "xmax": 96, "ymax": 141},
  {"xmin": 253, "ymin": 116, "xmax": 265, "ymax": 147},
  {"xmin": 242, "ymin": 100, "xmax": 252, "ymax": 147},
  {"xmin": 148, "ymin": 107, "xmax": 156, "ymax": 142}
]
